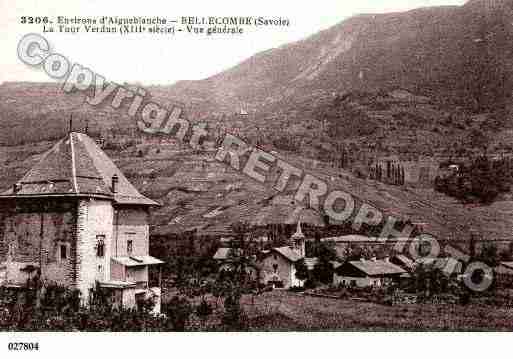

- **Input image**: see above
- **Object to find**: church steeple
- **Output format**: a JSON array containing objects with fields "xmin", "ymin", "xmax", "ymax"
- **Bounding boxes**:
[
  {"xmin": 290, "ymin": 221, "xmax": 306, "ymax": 258},
  {"xmin": 292, "ymin": 220, "xmax": 304, "ymax": 240}
]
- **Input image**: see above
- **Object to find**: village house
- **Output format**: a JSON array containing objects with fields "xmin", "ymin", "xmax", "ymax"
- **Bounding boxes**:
[
  {"xmin": 213, "ymin": 222, "xmax": 309, "ymax": 289},
  {"xmin": 323, "ymin": 235, "xmax": 416, "ymax": 259},
  {"xmin": 212, "ymin": 247, "xmax": 259, "ymax": 281},
  {"xmin": 0, "ymin": 132, "xmax": 163, "ymax": 312},
  {"xmin": 333, "ymin": 258, "xmax": 407, "ymax": 288},
  {"xmin": 259, "ymin": 247, "xmax": 303, "ymax": 289},
  {"xmin": 258, "ymin": 222, "xmax": 308, "ymax": 289}
]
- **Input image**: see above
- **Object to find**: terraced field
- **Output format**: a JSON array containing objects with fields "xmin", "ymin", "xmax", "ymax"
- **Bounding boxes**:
[{"xmin": 2, "ymin": 137, "xmax": 512, "ymax": 245}]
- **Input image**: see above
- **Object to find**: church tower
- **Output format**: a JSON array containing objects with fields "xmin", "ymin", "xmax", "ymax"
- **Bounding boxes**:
[{"xmin": 290, "ymin": 221, "xmax": 306, "ymax": 258}]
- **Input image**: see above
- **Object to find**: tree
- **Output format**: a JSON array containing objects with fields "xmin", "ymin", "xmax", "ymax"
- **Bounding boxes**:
[
  {"xmin": 215, "ymin": 222, "xmax": 261, "ymax": 329},
  {"xmin": 477, "ymin": 243, "xmax": 499, "ymax": 267},
  {"xmin": 411, "ymin": 264, "xmax": 453, "ymax": 298},
  {"xmin": 165, "ymin": 295, "xmax": 193, "ymax": 331},
  {"xmin": 294, "ymin": 259, "xmax": 309, "ymax": 284},
  {"xmin": 311, "ymin": 242, "xmax": 337, "ymax": 285},
  {"xmin": 196, "ymin": 298, "xmax": 213, "ymax": 320}
]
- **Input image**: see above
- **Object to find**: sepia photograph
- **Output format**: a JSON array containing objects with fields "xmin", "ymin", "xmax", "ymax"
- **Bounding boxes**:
[{"xmin": 0, "ymin": 0, "xmax": 513, "ymax": 355}]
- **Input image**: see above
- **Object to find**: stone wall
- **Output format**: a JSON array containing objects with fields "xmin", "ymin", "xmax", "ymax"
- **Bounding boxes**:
[
  {"xmin": 76, "ymin": 199, "xmax": 114, "ymax": 303},
  {"xmin": 0, "ymin": 199, "xmax": 77, "ymax": 286}
]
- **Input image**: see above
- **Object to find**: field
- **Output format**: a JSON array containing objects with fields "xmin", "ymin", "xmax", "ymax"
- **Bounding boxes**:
[{"xmin": 239, "ymin": 291, "xmax": 513, "ymax": 331}]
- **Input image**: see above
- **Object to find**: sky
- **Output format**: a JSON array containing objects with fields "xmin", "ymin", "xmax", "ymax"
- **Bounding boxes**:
[{"xmin": 0, "ymin": 0, "xmax": 467, "ymax": 85}]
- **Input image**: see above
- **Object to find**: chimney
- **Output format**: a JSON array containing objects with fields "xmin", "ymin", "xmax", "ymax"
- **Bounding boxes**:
[
  {"xmin": 12, "ymin": 183, "xmax": 21, "ymax": 194},
  {"xmin": 111, "ymin": 175, "xmax": 119, "ymax": 193}
]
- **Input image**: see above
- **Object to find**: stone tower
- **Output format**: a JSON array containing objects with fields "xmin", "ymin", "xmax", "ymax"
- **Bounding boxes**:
[{"xmin": 0, "ymin": 132, "xmax": 162, "ymax": 310}]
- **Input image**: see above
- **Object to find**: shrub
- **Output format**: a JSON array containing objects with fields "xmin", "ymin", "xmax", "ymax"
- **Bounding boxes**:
[
  {"xmin": 163, "ymin": 296, "xmax": 193, "ymax": 331},
  {"xmin": 222, "ymin": 294, "xmax": 246, "ymax": 330},
  {"xmin": 288, "ymin": 286, "xmax": 305, "ymax": 292},
  {"xmin": 196, "ymin": 299, "xmax": 213, "ymax": 319}
]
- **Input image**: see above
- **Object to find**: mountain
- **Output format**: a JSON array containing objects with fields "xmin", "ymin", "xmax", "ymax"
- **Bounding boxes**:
[
  {"xmin": 2, "ymin": 0, "xmax": 513, "ymax": 144},
  {"xmin": 164, "ymin": 0, "xmax": 513, "ymax": 119}
]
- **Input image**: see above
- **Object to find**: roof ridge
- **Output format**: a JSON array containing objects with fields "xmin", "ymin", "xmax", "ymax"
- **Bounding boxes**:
[
  {"xmin": 75, "ymin": 133, "xmax": 111, "ymax": 192},
  {"xmin": 69, "ymin": 133, "xmax": 79, "ymax": 194}
]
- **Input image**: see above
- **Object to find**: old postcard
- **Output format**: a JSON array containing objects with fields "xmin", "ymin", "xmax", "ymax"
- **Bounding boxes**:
[{"xmin": 0, "ymin": 0, "xmax": 512, "ymax": 356}]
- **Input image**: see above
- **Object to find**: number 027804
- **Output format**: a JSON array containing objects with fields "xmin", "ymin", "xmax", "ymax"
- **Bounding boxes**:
[{"xmin": 8, "ymin": 342, "xmax": 40, "ymax": 351}]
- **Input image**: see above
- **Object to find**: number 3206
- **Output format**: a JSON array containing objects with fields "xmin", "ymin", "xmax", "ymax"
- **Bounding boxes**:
[{"xmin": 20, "ymin": 16, "xmax": 49, "ymax": 24}]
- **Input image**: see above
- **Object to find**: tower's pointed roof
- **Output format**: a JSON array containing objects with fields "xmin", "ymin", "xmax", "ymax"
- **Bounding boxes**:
[
  {"xmin": 0, "ymin": 132, "xmax": 158, "ymax": 206},
  {"xmin": 291, "ymin": 221, "xmax": 305, "ymax": 240}
]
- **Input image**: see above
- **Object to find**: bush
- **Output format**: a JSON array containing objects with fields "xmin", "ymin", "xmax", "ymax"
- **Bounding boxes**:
[
  {"xmin": 196, "ymin": 299, "xmax": 213, "ymax": 319},
  {"xmin": 434, "ymin": 156, "xmax": 512, "ymax": 204},
  {"xmin": 222, "ymin": 294, "xmax": 247, "ymax": 330},
  {"xmin": 0, "ymin": 282, "xmax": 196, "ymax": 331},
  {"xmin": 288, "ymin": 286, "xmax": 305, "ymax": 292},
  {"xmin": 304, "ymin": 279, "xmax": 318, "ymax": 289},
  {"xmin": 163, "ymin": 296, "xmax": 193, "ymax": 331}
]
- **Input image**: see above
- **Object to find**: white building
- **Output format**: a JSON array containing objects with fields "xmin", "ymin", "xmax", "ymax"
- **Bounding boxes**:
[
  {"xmin": 258, "ymin": 221, "xmax": 307, "ymax": 289},
  {"xmin": 213, "ymin": 222, "xmax": 309, "ymax": 289}
]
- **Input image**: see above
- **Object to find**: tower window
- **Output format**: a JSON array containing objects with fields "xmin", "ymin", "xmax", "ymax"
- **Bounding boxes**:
[
  {"xmin": 96, "ymin": 235, "xmax": 105, "ymax": 257},
  {"xmin": 60, "ymin": 244, "xmax": 68, "ymax": 260},
  {"xmin": 127, "ymin": 240, "xmax": 133, "ymax": 255}
]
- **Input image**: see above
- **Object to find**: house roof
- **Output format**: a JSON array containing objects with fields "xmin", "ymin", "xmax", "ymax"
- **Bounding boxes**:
[
  {"xmin": 99, "ymin": 280, "xmax": 137, "ymax": 289},
  {"xmin": 323, "ymin": 235, "xmax": 413, "ymax": 243},
  {"xmin": 499, "ymin": 261, "xmax": 513, "ymax": 270},
  {"xmin": 213, "ymin": 247, "xmax": 241, "ymax": 260},
  {"xmin": 415, "ymin": 257, "xmax": 463, "ymax": 274},
  {"xmin": 392, "ymin": 254, "xmax": 415, "ymax": 269},
  {"xmin": 344, "ymin": 259, "xmax": 407, "ymax": 276},
  {"xmin": 271, "ymin": 246, "xmax": 302, "ymax": 262},
  {"xmin": 330, "ymin": 260, "xmax": 343, "ymax": 269},
  {"xmin": 0, "ymin": 132, "xmax": 159, "ymax": 206},
  {"xmin": 111, "ymin": 255, "xmax": 164, "ymax": 267}
]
